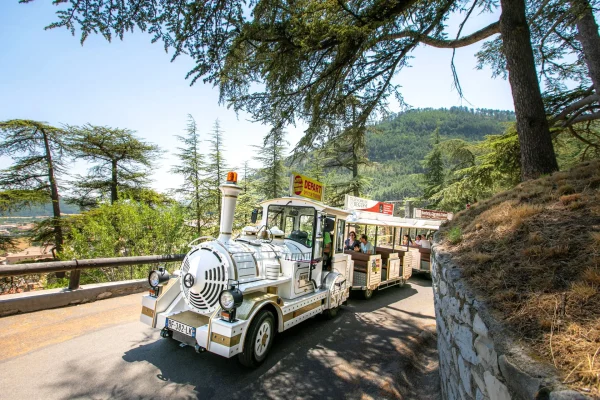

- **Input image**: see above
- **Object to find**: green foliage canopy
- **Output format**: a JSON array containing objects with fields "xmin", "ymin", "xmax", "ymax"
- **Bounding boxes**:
[
  {"xmin": 61, "ymin": 201, "xmax": 192, "ymax": 284},
  {"xmin": 0, "ymin": 119, "xmax": 69, "ymax": 252},
  {"xmin": 428, "ymin": 128, "xmax": 521, "ymax": 211},
  {"xmin": 171, "ymin": 115, "xmax": 207, "ymax": 235},
  {"xmin": 67, "ymin": 124, "xmax": 161, "ymax": 207},
  {"xmin": 253, "ymin": 128, "xmax": 288, "ymax": 200},
  {"xmin": 364, "ymin": 107, "xmax": 514, "ymax": 201},
  {"xmin": 30, "ymin": 0, "xmax": 492, "ymax": 147}
]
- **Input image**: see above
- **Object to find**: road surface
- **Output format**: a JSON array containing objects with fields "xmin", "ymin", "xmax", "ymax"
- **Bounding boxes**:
[{"xmin": 0, "ymin": 277, "xmax": 439, "ymax": 400}]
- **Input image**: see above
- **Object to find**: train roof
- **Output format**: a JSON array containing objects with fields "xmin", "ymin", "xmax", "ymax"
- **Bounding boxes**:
[
  {"xmin": 260, "ymin": 197, "xmax": 444, "ymax": 229},
  {"xmin": 260, "ymin": 197, "xmax": 352, "ymax": 218},
  {"xmin": 346, "ymin": 210, "xmax": 444, "ymax": 230}
]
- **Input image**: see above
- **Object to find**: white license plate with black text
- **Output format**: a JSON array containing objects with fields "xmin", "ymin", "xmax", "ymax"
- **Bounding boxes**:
[{"xmin": 167, "ymin": 319, "xmax": 196, "ymax": 337}]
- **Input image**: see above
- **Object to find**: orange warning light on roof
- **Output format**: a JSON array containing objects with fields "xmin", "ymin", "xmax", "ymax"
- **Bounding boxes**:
[{"xmin": 226, "ymin": 171, "xmax": 238, "ymax": 184}]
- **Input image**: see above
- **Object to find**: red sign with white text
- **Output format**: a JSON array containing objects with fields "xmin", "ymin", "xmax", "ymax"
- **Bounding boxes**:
[{"xmin": 344, "ymin": 195, "xmax": 394, "ymax": 215}]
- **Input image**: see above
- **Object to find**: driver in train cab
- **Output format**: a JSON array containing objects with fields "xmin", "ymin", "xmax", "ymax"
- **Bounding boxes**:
[{"xmin": 359, "ymin": 234, "xmax": 375, "ymax": 254}]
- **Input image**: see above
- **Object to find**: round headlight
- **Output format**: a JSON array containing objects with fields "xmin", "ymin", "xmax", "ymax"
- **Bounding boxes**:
[
  {"xmin": 148, "ymin": 268, "xmax": 170, "ymax": 288},
  {"xmin": 149, "ymin": 271, "xmax": 160, "ymax": 287},
  {"xmin": 219, "ymin": 291, "xmax": 235, "ymax": 311}
]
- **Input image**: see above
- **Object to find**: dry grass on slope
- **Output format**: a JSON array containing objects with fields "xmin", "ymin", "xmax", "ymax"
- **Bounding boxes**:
[{"xmin": 438, "ymin": 160, "xmax": 600, "ymax": 396}]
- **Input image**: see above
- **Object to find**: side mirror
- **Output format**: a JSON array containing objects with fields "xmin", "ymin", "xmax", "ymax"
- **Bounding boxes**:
[{"xmin": 250, "ymin": 209, "xmax": 259, "ymax": 223}]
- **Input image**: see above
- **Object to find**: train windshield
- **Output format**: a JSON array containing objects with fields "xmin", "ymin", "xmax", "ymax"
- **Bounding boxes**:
[{"xmin": 267, "ymin": 205, "xmax": 316, "ymax": 248}]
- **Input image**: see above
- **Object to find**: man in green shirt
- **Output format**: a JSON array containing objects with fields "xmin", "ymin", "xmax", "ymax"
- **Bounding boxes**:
[{"xmin": 323, "ymin": 218, "xmax": 334, "ymax": 270}]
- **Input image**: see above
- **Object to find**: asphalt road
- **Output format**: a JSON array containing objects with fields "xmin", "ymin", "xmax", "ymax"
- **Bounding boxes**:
[{"xmin": 0, "ymin": 277, "xmax": 440, "ymax": 400}]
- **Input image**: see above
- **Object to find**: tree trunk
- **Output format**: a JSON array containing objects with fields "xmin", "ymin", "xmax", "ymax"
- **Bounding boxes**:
[
  {"xmin": 500, "ymin": 0, "xmax": 559, "ymax": 180},
  {"xmin": 111, "ymin": 160, "xmax": 118, "ymax": 203},
  {"xmin": 352, "ymin": 148, "xmax": 359, "ymax": 197},
  {"xmin": 216, "ymin": 158, "xmax": 222, "ymax": 218},
  {"xmin": 195, "ymin": 178, "xmax": 201, "ymax": 235},
  {"xmin": 41, "ymin": 129, "xmax": 63, "ymax": 255},
  {"xmin": 573, "ymin": 0, "xmax": 600, "ymax": 96},
  {"xmin": 192, "ymin": 133, "xmax": 202, "ymax": 236}
]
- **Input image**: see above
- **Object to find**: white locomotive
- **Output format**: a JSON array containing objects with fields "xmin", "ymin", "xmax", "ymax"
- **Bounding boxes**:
[{"xmin": 141, "ymin": 172, "xmax": 353, "ymax": 367}]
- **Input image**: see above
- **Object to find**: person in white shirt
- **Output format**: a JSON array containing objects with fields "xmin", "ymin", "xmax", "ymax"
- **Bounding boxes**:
[
  {"xmin": 359, "ymin": 234, "xmax": 375, "ymax": 254},
  {"xmin": 415, "ymin": 235, "xmax": 422, "ymax": 246},
  {"xmin": 421, "ymin": 235, "xmax": 432, "ymax": 249}
]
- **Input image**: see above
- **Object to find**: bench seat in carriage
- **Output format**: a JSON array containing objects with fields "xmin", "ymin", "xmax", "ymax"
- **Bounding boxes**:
[
  {"xmin": 418, "ymin": 247, "xmax": 432, "ymax": 271},
  {"xmin": 374, "ymin": 247, "xmax": 404, "ymax": 280},
  {"xmin": 343, "ymin": 250, "xmax": 370, "ymax": 273},
  {"xmin": 342, "ymin": 250, "xmax": 381, "ymax": 288}
]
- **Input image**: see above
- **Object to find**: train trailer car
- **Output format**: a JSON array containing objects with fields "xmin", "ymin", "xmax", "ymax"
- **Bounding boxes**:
[
  {"xmin": 341, "ymin": 210, "xmax": 443, "ymax": 298},
  {"xmin": 140, "ymin": 172, "xmax": 352, "ymax": 367}
]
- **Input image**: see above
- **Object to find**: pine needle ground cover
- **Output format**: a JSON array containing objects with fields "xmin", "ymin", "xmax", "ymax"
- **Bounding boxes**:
[{"xmin": 438, "ymin": 160, "xmax": 600, "ymax": 396}]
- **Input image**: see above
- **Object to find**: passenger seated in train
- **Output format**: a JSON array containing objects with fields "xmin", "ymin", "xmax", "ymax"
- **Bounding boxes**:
[
  {"xmin": 359, "ymin": 234, "xmax": 375, "ymax": 254},
  {"xmin": 344, "ymin": 231, "xmax": 360, "ymax": 251}
]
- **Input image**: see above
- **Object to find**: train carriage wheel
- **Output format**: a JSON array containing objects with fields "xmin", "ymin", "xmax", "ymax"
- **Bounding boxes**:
[
  {"xmin": 238, "ymin": 309, "xmax": 275, "ymax": 368},
  {"xmin": 324, "ymin": 306, "xmax": 339, "ymax": 319},
  {"xmin": 363, "ymin": 288, "xmax": 374, "ymax": 300}
]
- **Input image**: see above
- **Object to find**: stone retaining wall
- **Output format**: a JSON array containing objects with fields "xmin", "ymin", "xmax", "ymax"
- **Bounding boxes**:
[
  {"xmin": 0, "ymin": 279, "xmax": 147, "ymax": 317},
  {"xmin": 431, "ymin": 246, "xmax": 589, "ymax": 400}
]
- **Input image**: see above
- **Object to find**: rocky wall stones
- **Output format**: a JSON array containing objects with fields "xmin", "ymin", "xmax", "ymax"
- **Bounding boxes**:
[{"xmin": 431, "ymin": 246, "xmax": 589, "ymax": 400}]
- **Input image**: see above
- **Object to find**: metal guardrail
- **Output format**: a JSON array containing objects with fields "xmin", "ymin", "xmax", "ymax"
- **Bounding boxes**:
[{"xmin": 0, "ymin": 254, "xmax": 186, "ymax": 290}]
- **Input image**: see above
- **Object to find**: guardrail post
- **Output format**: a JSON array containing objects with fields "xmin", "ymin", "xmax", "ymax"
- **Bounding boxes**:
[{"xmin": 68, "ymin": 270, "xmax": 81, "ymax": 290}]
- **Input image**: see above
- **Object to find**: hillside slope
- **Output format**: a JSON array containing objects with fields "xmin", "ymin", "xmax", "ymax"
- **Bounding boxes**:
[
  {"xmin": 438, "ymin": 160, "xmax": 600, "ymax": 395},
  {"xmin": 365, "ymin": 107, "xmax": 515, "ymax": 201}
]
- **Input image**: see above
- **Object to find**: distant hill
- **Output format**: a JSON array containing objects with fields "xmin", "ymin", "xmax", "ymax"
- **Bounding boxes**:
[
  {"xmin": 0, "ymin": 201, "xmax": 81, "ymax": 217},
  {"xmin": 364, "ymin": 107, "xmax": 515, "ymax": 201}
]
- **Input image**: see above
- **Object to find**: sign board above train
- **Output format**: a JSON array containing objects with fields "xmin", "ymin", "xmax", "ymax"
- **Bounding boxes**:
[
  {"xmin": 344, "ymin": 195, "xmax": 394, "ymax": 215},
  {"xmin": 415, "ymin": 208, "xmax": 454, "ymax": 221},
  {"xmin": 290, "ymin": 173, "xmax": 324, "ymax": 202}
]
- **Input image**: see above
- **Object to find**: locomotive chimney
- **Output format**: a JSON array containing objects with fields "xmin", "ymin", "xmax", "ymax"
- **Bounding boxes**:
[{"xmin": 218, "ymin": 171, "xmax": 243, "ymax": 242}]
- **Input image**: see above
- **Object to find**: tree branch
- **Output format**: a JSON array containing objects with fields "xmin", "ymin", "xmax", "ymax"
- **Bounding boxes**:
[
  {"xmin": 336, "ymin": 0, "xmax": 364, "ymax": 23},
  {"xmin": 451, "ymin": 0, "xmax": 481, "ymax": 98},
  {"xmin": 566, "ymin": 112, "xmax": 600, "ymax": 125},
  {"xmin": 549, "ymin": 94, "xmax": 600, "ymax": 125},
  {"xmin": 568, "ymin": 126, "xmax": 600, "ymax": 148},
  {"xmin": 379, "ymin": 21, "xmax": 500, "ymax": 48}
]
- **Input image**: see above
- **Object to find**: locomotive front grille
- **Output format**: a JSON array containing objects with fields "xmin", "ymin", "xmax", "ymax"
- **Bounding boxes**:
[{"xmin": 181, "ymin": 247, "xmax": 229, "ymax": 314}]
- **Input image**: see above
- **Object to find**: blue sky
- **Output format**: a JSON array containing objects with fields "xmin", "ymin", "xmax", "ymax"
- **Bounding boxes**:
[{"xmin": 0, "ymin": 1, "xmax": 514, "ymax": 192}]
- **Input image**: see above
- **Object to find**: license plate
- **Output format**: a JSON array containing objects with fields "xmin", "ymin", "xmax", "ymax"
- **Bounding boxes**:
[{"xmin": 167, "ymin": 319, "xmax": 196, "ymax": 337}]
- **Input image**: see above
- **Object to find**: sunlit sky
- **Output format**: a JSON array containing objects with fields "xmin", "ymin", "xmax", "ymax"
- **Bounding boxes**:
[{"xmin": 0, "ymin": 2, "xmax": 514, "ymax": 192}]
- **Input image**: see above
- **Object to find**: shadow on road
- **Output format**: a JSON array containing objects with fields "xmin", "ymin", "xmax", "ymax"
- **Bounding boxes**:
[{"xmin": 49, "ymin": 281, "xmax": 439, "ymax": 400}]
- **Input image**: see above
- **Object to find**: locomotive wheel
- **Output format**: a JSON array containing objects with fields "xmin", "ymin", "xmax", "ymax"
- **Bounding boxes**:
[
  {"xmin": 238, "ymin": 309, "xmax": 275, "ymax": 368},
  {"xmin": 363, "ymin": 288, "xmax": 374, "ymax": 300}
]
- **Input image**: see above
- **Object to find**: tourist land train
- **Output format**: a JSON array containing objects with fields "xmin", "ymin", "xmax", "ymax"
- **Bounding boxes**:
[{"xmin": 140, "ymin": 172, "xmax": 444, "ymax": 367}]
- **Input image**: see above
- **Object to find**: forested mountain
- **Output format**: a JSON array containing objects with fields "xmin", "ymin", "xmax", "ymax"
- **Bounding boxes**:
[
  {"xmin": 2, "ymin": 108, "xmax": 515, "ymax": 217},
  {"xmin": 0, "ymin": 201, "xmax": 80, "ymax": 217},
  {"xmin": 364, "ymin": 107, "xmax": 515, "ymax": 201}
]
